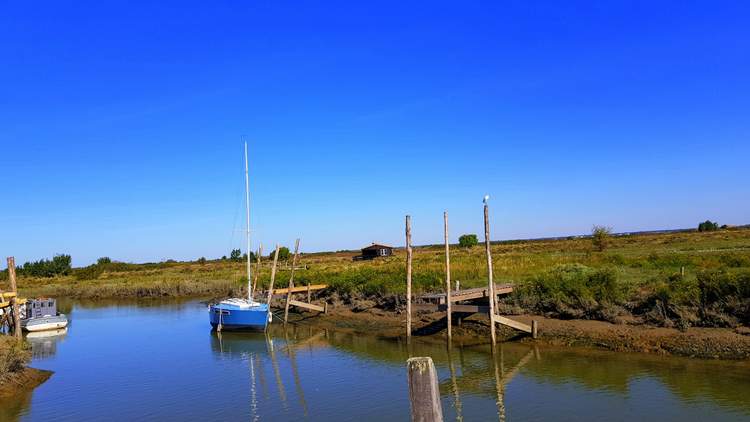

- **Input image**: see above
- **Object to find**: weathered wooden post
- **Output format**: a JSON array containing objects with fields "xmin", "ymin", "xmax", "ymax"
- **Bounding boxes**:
[
  {"xmin": 532, "ymin": 320, "xmax": 538, "ymax": 339},
  {"xmin": 680, "ymin": 266, "xmax": 685, "ymax": 277},
  {"xmin": 444, "ymin": 211, "xmax": 452, "ymax": 341},
  {"xmin": 406, "ymin": 215, "xmax": 413, "ymax": 340},
  {"xmin": 483, "ymin": 196, "xmax": 497, "ymax": 345},
  {"xmin": 306, "ymin": 283, "xmax": 311, "ymax": 303},
  {"xmin": 284, "ymin": 239, "xmax": 301, "ymax": 324},
  {"xmin": 265, "ymin": 245, "xmax": 280, "ymax": 326},
  {"xmin": 7, "ymin": 257, "xmax": 21, "ymax": 338},
  {"xmin": 252, "ymin": 243, "xmax": 263, "ymax": 296},
  {"xmin": 407, "ymin": 357, "xmax": 444, "ymax": 422},
  {"xmin": 406, "ymin": 215, "xmax": 412, "ymax": 340}
]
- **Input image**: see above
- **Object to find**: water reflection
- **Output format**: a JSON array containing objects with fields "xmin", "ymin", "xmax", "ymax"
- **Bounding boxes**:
[
  {"xmin": 4, "ymin": 300, "xmax": 750, "ymax": 421},
  {"xmin": 208, "ymin": 322, "xmax": 750, "ymax": 421},
  {"xmin": 25, "ymin": 328, "xmax": 68, "ymax": 359}
]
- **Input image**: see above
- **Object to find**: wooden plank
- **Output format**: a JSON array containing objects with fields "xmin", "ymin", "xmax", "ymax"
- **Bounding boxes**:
[
  {"xmin": 492, "ymin": 314, "xmax": 532, "ymax": 334},
  {"xmin": 273, "ymin": 284, "xmax": 327, "ymax": 295},
  {"xmin": 413, "ymin": 303, "xmax": 491, "ymax": 314},
  {"xmin": 407, "ymin": 357, "xmax": 444, "ymax": 422},
  {"xmin": 288, "ymin": 299, "xmax": 325, "ymax": 313},
  {"xmin": 0, "ymin": 298, "xmax": 26, "ymax": 309},
  {"xmin": 418, "ymin": 284, "xmax": 514, "ymax": 303}
]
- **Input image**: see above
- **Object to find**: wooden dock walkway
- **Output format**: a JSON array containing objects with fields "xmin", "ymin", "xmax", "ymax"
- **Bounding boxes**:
[{"xmin": 418, "ymin": 283, "xmax": 514, "ymax": 305}]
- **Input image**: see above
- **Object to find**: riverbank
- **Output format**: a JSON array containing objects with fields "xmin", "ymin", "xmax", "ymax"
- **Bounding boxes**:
[
  {"xmin": 285, "ymin": 305, "xmax": 750, "ymax": 360},
  {"xmin": 0, "ymin": 336, "xmax": 52, "ymax": 397}
]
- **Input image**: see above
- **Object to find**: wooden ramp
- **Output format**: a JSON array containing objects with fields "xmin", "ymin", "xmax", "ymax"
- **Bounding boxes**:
[
  {"xmin": 419, "ymin": 283, "xmax": 514, "ymax": 305},
  {"xmin": 271, "ymin": 284, "xmax": 328, "ymax": 314},
  {"xmin": 414, "ymin": 283, "xmax": 535, "ymax": 336}
]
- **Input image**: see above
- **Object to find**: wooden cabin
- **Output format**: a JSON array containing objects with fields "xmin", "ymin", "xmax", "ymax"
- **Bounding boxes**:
[{"xmin": 356, "ymin": 243, "xmax": 394, "ymax": 260}]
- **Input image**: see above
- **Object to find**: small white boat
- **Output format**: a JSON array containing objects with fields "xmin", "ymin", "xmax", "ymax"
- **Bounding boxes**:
[{"xmin": 21, "ymin": 298, "xmax": 69, "ymax": 332}]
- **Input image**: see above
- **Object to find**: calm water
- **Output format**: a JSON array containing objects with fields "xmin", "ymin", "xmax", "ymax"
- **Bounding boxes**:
[{"xmin": 3, "ymin": 300, "xmax": 750, "ymax": 421}]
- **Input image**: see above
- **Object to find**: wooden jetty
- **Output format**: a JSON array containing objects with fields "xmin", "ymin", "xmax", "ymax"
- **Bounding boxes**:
[{"xmin": 404, "ymin": 200, "xmax": 538, "ymax": 344}]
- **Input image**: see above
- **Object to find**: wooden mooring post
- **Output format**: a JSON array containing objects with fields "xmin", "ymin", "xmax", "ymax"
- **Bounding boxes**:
[
  {"xmin": 253, "ymin": 243, "xmax": 263, "ymax": 296},
  {"xmin": 443, "ymin": 211, "xmax": 452, "ymax": 341},
  {"xmin": 406, "ymin": 215, "xmax": 413, "ymax": 340},
  {"xmin": 483, "ymin": 197, "xmax": 496, "ymax": 345},
  {"xmin": 407, "ymin": 357, "xmax": 444, "ymax": 422},
  {"xmin": 266, "ymin": 245, "xmax": 280, "ymax": 325},
  {"xmin": 283, "ymin": 239, "xmax": 301, "ymax": 324},
  {"xmin": 7, "ymin": 257, "xmax": 21, "ymax": 338}
]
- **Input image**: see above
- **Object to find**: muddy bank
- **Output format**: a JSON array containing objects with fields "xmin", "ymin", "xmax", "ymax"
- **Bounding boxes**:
[
  {"xmin": 283, "ymin": 304, "xmax": 750, "ymax": 360},
  {"xmin": 0, "ymin": 367, "xmax": 52, "ymax": 398}
]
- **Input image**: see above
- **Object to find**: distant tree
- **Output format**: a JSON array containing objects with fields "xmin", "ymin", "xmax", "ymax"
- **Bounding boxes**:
[
  {"xmin": 230, "ymin": 249, "xmax": 242, "ymax": 261},
  {"xmin": 221, "ymin": 255, "xmax": 227, "ymax": 260},
  {"xmin": 591, "ymin": 225, "xmax": 612, "ymax": 252},
  {"xmin": 20, "ymin": 254, "xmax": 72, "ymax": 277},
  {"xmin": 458, "ymin": 234, "xmax": 479, "ymax": 248},
  {"xmin": 269, "ymin": 246, "xmax": 291, "ymax": 261},
  {"xmin": 197, "ymin": 257, "xmax": 207, "ymax": 265},
  {"xmin": 698, "ymin": 220, "xmax": 719, "ymax": 232},
  {"xmin": 97, "ymin": 257, "xmax": 112, "ymax": 266}
]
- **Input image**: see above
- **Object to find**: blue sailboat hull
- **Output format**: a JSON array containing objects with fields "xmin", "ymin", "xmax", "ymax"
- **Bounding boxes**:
[{"xmin": 209, "ymin": 303, "xmax": 269, "ymax": 331}]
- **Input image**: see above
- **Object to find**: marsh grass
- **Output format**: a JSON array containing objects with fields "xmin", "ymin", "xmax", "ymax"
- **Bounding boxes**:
[{"xmin": 10, "ymin": 228, "xmax": 750, "ymax": 327}]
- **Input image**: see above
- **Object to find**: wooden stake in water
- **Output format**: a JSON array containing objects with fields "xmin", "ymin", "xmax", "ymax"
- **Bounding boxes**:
[
  {"xmin": 444, "ymin": 211, "xmax": 452, "ymax": 341},
  {"xmin": 407, "ymin": 357, "xmax": 444, "ymax": 422},
  {"xmin": 484, "ymin": 196, "xmax": 497, "ymax": 345},
  {"xmin": 284, "ymin": 238, "xmax": 301, "ymax": 324},
  {"xmin": 406, "ymin": 215, "xmax": 413, "ymax": 340},
  {"xmin": 266, "ymin": 245, "xmax": 280, "ymax": 326},
  {"xmin": 7, "ymin": 257, "xmax": 21, "ymax": 338}
]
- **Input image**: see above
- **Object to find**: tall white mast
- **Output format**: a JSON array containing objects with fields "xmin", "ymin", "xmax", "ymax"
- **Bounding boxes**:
[{"xmin": 244, "ymin": 141, "xmax": 252, "ymax": 301}]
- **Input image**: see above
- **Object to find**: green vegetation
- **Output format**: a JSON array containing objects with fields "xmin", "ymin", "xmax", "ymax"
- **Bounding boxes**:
[
  {"xmin": 459, "ymin": 234, "xmax": 478, "ymax": 248},
  {"xmin": 229, "ymin": 249, "xmax": 242, "ymax": 261},
  {"xmin": 699, "ymin": 220, "xmax": 720, "ymax": 232},
  {"xmin": 16, "ymin": 255, "xmax": 72, "ymax": 278},
  {"xmin": 270, "ymin": 246, "xmax": 291, "ymax": 261},
  {"xmin": 0, "ymin": 337, "xmax": 29, "ymax": 381},
  {"xmin": 591, "ymin": 225, "xmax": 612, "ymax": 252},
  {"xmin": 12, "ymin": 227, "xmax": 750, "ymax": 329}
]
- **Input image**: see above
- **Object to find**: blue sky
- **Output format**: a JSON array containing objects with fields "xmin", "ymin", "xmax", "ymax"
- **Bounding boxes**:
[{"xmin": 1, "ymin": 1, "xmax": 748, "ymax": 266}]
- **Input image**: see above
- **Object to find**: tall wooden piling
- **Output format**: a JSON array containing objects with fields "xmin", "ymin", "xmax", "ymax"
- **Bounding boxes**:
[
  {"xmin": 406, "ymin": 215, "xmax": 413, "ymax": 340},
  {"xmin": 252, "ymin": 243, "xmax": 263, "ymax": 296},
  {"xmin": 444, "ymin": 211, "xmax": 452, "ymax": 341},
  {"xmin": 284, "ymin": 239, "xmax": 301, "ymax": 324},
  {"xmin": 407, "ymin": 357, "xmax": 444, "ymax": 422},
  {"xmin": 265, "ymin": 245, "xmax": 280, "ymax": 325},
  {"xmin": 484, "ymin": 200, "xmax": 497, "ymax": 345},
  {"xmin": 7, "ymin": 257, "xmax": 21, "ymax": 338}
]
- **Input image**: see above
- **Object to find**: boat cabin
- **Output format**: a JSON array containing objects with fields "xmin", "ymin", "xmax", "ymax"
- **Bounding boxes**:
[{"xmin": 25, "ymin": 298, "xmax": 57, "ymax": 319}]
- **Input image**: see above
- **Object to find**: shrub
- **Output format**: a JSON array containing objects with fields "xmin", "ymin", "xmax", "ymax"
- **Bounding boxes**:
[
  {"xmin": 97, "ymin": 257, "xmax": 112, "ymax": 265},
  {"xmin": 230, "ymin": 249, "xmax": 242, "ymax": 261},
  {"xmin": 522, "ymin": 264, "xmax": 626, "ymax": 319},
  {"xmin": 591, "ymin": 226, "xmax": 612, "ymax": 252},
  {"xmin": 0, "ymin": 338, "xmax": 30, "ymax": 377},
  {"xmin": 270, "ymin": 247, "xmax": 291, "ymax": 261},
  {"xmin": 458, "ymin": 234, "xmax": 479, "ymax": 248},
  {"xmin": 74, "ymin": 264, "xmax": 105, "ymax": 281},
  {"xmin": 698, "ymin": 220, "xmax": 719, "ymax": 232},
  {"xmin": 197, "ymin": 257, "xmax": 207, "ymax": 265}
]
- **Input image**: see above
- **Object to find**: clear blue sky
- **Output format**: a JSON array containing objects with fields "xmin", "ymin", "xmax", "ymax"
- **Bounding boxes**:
[{"xmin": 1, "ymin": 1, "xmax": 748, "ymax": 267}]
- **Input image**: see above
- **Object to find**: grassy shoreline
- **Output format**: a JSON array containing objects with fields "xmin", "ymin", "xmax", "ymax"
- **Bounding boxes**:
[{"xmin": 12, "ymin": 228, "xmax": 750, "ymax": 332}]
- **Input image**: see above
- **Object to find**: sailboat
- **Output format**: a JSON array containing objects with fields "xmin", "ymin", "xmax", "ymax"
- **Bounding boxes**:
[{"xmin": 209, "ymin": 142, "xmax": 270, "ymax": 331}]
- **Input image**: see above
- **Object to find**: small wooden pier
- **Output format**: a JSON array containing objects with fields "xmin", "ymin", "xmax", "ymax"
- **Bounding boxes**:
[{"xmin": 404, "ymin": 198, "xmax": 538, "ymax": 345}]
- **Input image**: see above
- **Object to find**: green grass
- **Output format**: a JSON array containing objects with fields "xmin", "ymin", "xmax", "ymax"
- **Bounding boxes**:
[{"xmin": 7, "ymin": 227, "xmax": 750, "ymax": 327}]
